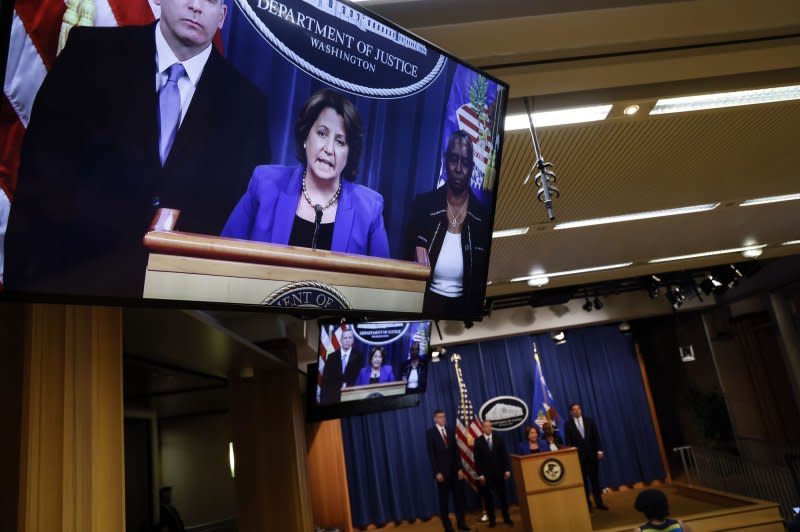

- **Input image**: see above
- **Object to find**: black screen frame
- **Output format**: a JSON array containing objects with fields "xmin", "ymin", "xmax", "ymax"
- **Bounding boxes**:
[{"xmin": 0, "ymin": 0, "xmax": 509, "ymax": 322}]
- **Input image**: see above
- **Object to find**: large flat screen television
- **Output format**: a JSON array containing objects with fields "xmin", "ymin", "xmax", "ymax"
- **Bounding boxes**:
[
  {"xmin": 307, "ymin": 319, "xmax": 430, "ymax": 420},
  {"xmin": 0, "ymin": 0, "xmax": 507, "ymax": 320}
]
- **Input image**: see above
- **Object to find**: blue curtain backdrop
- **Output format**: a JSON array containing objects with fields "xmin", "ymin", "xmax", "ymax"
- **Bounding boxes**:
[{"xmin": 341, "ymin": 325, "xmax": 666, "ymax": 527}]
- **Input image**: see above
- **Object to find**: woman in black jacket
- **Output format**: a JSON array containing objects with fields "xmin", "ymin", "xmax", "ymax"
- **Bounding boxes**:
[{"xmin": 407, "ymin": 130, "xmax": 491, "ymax": 318}]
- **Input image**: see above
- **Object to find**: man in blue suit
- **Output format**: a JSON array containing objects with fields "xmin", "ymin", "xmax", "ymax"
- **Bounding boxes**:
[{"xmin": 426, "ymin": 409, "xmax": 470, "ymax": 532}]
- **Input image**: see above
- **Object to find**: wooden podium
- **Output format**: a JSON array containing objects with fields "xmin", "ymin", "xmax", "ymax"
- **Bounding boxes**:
[
  {"xmin": 340, "ymin": 381, "xmax": 407, "ymax": 402},
  {"xmin": 141, "ymin": 209, "xmax": 430, "ymax": 312},
  {"xmin": 511, "ymin": 448, "xmax": 592, "ymax": 532}
]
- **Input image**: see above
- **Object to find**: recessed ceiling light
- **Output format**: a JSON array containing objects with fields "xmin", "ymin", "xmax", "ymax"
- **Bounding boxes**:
[
  {"xmin": 739, "ymin": 193, "xmax": 800, "ymax": 207},
  {"xmin": 623, "ymin": 104, "xmax": 640, "ymax": 116},
  {"xmin": 648, "ymin": 244, "xmax": 767, "ymax": 264},
  {"xmin": 504, "ymin": 105, "xmax": 613, "ymax": 131},
  {"xmin": 527, "ymin": 276, "xmax": 550, "ymax": 287},
  {"xmin": 650, "ymin": 84, "xmax": 800, "ymax": 115},
  {"xmin": 511, "ymin": 262, "xmax": 633, "ymax": 283},
  {"xmin": 742, "ymin": 248, "xmax": 763, "ymax": 258},
  {"xmin": 781, "ymin": 240, "xmax": 800, "ymax": 246},
  {"xmin": 554, "ymin": 203, "xmax": 720, "ymax": 230},
  {"xmin": 492, "ymin": 226, "xmax": 530, "ymax": 239}
]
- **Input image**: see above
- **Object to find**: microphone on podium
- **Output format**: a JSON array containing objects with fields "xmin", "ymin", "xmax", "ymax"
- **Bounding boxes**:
[{"xmin": 312, "ymin": 204, "xmax": 323, "ymax": 250}]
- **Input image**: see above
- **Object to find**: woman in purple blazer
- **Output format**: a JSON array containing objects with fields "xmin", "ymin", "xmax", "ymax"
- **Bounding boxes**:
[
  {"xmin": 355, "ymin": 346, "xmax": 396, "ymax": 385},
  {"xmin": 222, "ymin": 88, "xmax": 390, "ymax": 258}
]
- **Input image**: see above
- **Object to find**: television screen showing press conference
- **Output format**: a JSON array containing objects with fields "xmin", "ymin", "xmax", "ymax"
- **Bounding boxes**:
[
  {"xmin": 0, "ymin": 0, "xmax": 508, "ymax": 320},
  {"xmin": 314, "ymin": 320, "xmax": 431, "ymax": 407}
]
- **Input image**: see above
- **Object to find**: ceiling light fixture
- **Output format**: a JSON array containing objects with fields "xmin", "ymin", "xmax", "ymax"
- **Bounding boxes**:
[
  {"xmin": 582, "ymin": 298, "xmax": 593, "ymax": 312},
  {"xmin": 554, "ymin": 203, "xmax": 719, "ymax": 230},
  {"xmin": 782, "ymin": 240, "xmax": 800, "ymax": 246},
  {"xmin": 492, "ymin": 226, "xmax": 530, "ymax": 239},
  {"xmin": 527, "ymin": 276, "xmax": 550, "ymax": 287},
  {"xmin": 623, "ymin": 104, "xmax": 640, "ymax": 116},
  {"xmin": 700, "ymin": 275, "xmax": 724, "ymax": 296},
  {"xmin": 666, "ymin": 285, "xmax": 687, "ymax": 310},
  {"xmin": 505, "ymin": 104, "xmax": 613, "ymax": 131},
  {"xmin": 649, "ymin": 244, "xmax": 767, "ymax": 264},
  {"xmin": 739, "ymin": 193, "xmax": 800, "ymax": 207},
  {"xmin": 551, "ymin": 331, "xmax": 567, "ymax": 346},
  {"xmin": 593, "ymin": 296, "xmax": 604, "ymax": 310},
  {"xmin": 650, "ymin": 84, "xmax": 800, "ymax": 115},
  {"xmin": 511, "ymin": 262, "xmax": 633, "ymax": 283}
]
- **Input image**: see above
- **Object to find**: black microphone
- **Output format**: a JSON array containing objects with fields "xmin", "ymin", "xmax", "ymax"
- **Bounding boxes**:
[{"xmin": 312, "ymin": 204, "xmax": 323, "ymax": 250}]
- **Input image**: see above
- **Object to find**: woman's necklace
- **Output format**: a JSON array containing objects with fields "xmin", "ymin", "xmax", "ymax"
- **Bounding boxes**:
[
  {"xmin": 302, "ymin": 168, "xmax": 342, "ymax": 210},
  {"xmin": 448, "ymin": 202, "xmax": 467, "ymax": 228}
]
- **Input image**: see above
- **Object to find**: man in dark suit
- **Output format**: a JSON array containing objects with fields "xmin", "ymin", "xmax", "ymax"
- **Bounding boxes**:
[
  {"xmin": 319, "ymin": 328, "xmax": 364, "ymax": 405},
  {"xmin": 4, "ymin": 0, "xmax": 269, "ymax": 298},
  {"xmin": 426, "ymin": 409, "xmax": 470, "ymax": 532},
  {"xmin": 474, "ymin": 419, "xmax": 513, "ymax": 527},
  {"xmin": 564, "ymin": 402, "xmax": 608, "ymax": 510}
]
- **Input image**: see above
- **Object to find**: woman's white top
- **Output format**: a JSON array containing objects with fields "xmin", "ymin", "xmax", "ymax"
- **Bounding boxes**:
[
  {"xmin": 430, "ymin": 231, "xmax": 464, "ymax": 297},
  {"xmin": 407, "ymin": 367, "xmax": 420, "ymax": 388}
]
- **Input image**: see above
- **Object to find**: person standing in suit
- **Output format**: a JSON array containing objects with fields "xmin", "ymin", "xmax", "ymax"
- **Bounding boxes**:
[
  {"xmin": 426, "ymin": 409, "xmax": 470, "ymax": 532},
  {"xmin": 407, "ymin": 130, "xmax": 491, "ymax": 318},
  {"xmin": 319, "ymin": 328, "xmax": 364, "ymax": 404},
  {"xmin": 541, "ymin": 421, "xmax": 565, "ymax": 452},
  {"xmin": 354, "ymin": 346, "xmax": 395, "ymax": 385},
  {"xmin": 400, "ymin": 341, "xmax": 426, "ymax": 391},
  {"xmin": 222, "ymin": 88, "xmax": 390, "ymax": 258},
  {"xmin": 564, "ymin": 402, "xmax": 608, "ymax": 510},
  {"xmin": 4, "ymin": 0, "xmax": 269, "ymax": 298},
  {"xmin": 474, "ymin": 419, "xmax": 513, "ymax": 527},
  {"xmin": 517, "ymin": 424, "xmax": 545, "ymax": 455}
]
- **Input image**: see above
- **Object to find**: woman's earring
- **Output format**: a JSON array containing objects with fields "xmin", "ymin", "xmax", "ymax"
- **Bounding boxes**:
[{"xmin": 303, "ymin": 143, "xmax": 306, "ymax": 149}]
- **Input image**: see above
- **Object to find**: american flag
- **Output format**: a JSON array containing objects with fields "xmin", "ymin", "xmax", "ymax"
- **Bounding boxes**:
[
  {"xmin": 0, "ymin": 0, "xmax": 227, "ymax": 285},
  {"xmin": 455, "ymin": 103, "xmax": 493, "ymax": 172},
  {"xmin": 317, "ymin": 322, "xmax": 349, "ymax": 401},
  {"xmin": 451, "ymin": 352, "xmax": 483, "ymax": 489}
]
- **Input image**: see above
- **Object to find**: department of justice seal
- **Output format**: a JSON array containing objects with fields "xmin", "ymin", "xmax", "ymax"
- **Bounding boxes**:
[
  {"xmin": 263, "ymin": 281, "xmax": 351, "ymax": 310},
  {"xmin": 540, "ymin": 458, "xmax": 565, "ymax": 485}
]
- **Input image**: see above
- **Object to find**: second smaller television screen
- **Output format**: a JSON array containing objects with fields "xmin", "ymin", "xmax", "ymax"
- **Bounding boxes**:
[{"xmin": 316, "ymin": 320, "xmax": 431, "ymax": 406}]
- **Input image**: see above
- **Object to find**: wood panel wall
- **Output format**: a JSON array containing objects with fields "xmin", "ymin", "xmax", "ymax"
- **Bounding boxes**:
[{"xmin": 230, "ymin": 368, "xmax": 314, "ymax": 532}]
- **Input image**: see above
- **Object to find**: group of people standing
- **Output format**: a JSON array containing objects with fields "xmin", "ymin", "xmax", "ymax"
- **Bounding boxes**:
[
  {"xmin": 4, "ymin": 0, "xmax": 491, "ymax": 319},
  {"xmin": 425, "ymin": 402, "xmax": 608, "ymax": 531}
]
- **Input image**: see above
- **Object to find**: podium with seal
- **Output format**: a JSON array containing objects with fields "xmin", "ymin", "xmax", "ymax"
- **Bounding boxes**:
[
  {"xmin": 340, "ymin": 381, "xmax": 407, "ymax": 402},
  {"xmin": 510, "ymin": 447, "xmax": 592, "ymax": 532},
  {"xmin": 142, "ymin": 209, "xmax": 431, "ymax": 312}
]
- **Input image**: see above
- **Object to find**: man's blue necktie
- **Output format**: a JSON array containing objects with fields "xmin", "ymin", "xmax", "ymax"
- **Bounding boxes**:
[{"xmin": 159, "ymin": 63, "xmax": 186, "ymax": 165}]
